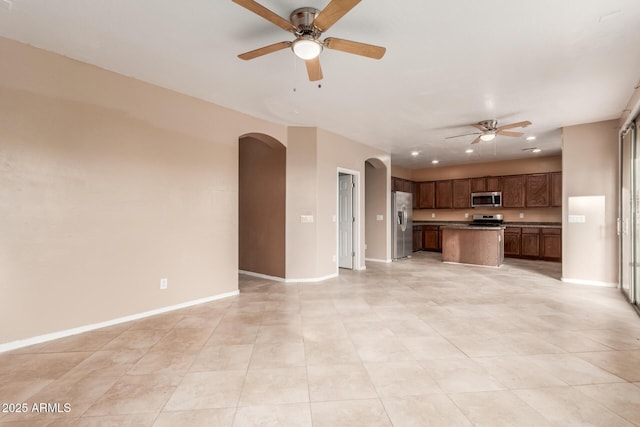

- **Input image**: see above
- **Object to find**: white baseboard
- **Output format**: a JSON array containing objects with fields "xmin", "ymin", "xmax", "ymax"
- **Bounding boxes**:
[
  {"xmin": 285, "ymin": 272, "xmax": 339, "ymax": 283},
  {"xmin": 238, "ymin": 270, "xmax": 286, "ymax": 282},
  {"xmin": 561, "ymin": 277, "xmax": 618, "ymax": 288},
  {"xmin": 365, "ymin": 258, "xmax": 392, "ymax": 263},
  {"xmin": 0, "ymin": 290, "xmax": 239, "ymax": 354}
]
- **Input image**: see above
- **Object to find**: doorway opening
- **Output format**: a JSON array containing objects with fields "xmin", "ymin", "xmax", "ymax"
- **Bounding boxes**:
[{"xmin": 238, "ymin": 133, "xmax": 286, "ymax": 280}]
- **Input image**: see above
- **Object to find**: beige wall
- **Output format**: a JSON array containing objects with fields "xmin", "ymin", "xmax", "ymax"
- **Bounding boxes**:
[
  {"xmin": 239, "ymin": 135, "xmax": 286, "ymax": 278},
  {"xmin": 562, "ymin": 120, "xmax": 619, "ymax": 286},
  {"xmin": 285, "ymin": 127, "xmax": 320, "ymax": 279},
  {"xmin": 390, "ymin": 165, "xmax": 413, "ymax": 180},
  {"xmin": 0, "ymin": 37, "xmax": 286, "ymax": 345},
  {"xmin": 285, "ymin": 127, "xmax": 390, "ymax": 280},
  {"xmin": 365, "ymin": 160, "xmax": 389, "ymax": 262},
  {"xmin": 316, "ymin": 128, "xmax": 391, "ymax": 274}
]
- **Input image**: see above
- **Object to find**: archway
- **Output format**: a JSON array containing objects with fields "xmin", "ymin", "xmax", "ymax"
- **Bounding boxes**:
[{"xmin": 238, "ymin": 133, "xmax": 286, "ymax": 279}]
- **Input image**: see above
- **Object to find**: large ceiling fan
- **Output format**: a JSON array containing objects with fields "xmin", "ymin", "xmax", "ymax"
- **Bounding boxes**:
[
  {"xmin": 232, "ymin": 0, "xmax": 386, "ymax": 81},
  {"xmin": 446, "ymin": 120, "xmax": 533, "ymax": 145}
]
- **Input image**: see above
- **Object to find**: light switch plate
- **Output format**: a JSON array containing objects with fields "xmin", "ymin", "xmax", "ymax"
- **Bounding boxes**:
[
  {"xmin": 301, "ymin": 215, "xmax": 314, "ymax": 223},
  {"xmin": 568, "ymin": 215, "xmax": 586, "ymax": 223},
  {"xmin": 376, "ymin": 215, "xmax": 384, "ymax": 221}
]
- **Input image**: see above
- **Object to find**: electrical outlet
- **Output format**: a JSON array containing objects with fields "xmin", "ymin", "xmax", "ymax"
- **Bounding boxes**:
[
  {"xmin": 160, "ymin": 278, "xmax": 168, "ymax": 289},
  {"xmin": 519, "ymin": 212, "xmax": 525, "ymax": 219},
  {"xmin": 431, "ymin": 213, "xmax": 436, "ymax": 218},
  {"xmin": 464, "ymin": 213, "xmax": 469, "ymax": 218},
  {"xmin": 332, "ymin": 255, "xmax": 336, "ymax": 262}
]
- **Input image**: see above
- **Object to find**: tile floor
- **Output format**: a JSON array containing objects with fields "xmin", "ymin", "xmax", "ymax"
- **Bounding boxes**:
[{"xmin": 1, "ymin": 252, "xmax": 640, "ymax": 426}]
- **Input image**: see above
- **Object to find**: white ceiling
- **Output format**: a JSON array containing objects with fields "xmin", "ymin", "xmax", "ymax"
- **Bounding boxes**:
[{"xmin": 2, "ymin": 0, "xmax": 639, "ymax": 168}]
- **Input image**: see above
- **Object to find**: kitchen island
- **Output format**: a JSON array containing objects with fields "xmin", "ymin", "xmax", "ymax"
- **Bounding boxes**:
[{"xmin": 440, "ymin": 225, "xmax": 505, "ymax": 267}]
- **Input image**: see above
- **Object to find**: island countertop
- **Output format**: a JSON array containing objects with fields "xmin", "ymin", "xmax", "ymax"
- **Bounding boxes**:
[{"xmin": 439, "ymin": 224, "xmax": 506, "ymax": 231}]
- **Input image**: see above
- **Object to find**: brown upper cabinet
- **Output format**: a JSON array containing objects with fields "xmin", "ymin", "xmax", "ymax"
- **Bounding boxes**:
[
  {"xmin": 470, "ymin": 176, "xmax": 501, "ymax": 193},
  {"xmin": 391, "ymin": 177, "xmax": 400, "ymax": 192},
  {"xmin": 551, "ymin": 172, "xmax": 562, "ymax": 207},
  {"xmin": 435, "ymin": 180, "xmax": 453, "ymax": 209},
  {"xmin": 418, "ymin": 181, "xmax": 435, "ymax": 209},
  {"xmin": 470, "ymin": 177, "xmax": 486, "ymax": 193},
  {"xmin": 525, "ymin": 173, "xmax": 550, "ymax": 207},
  {"xmin": 394, "ymin": 172, "xmax": 561, "ymax": 210},
  {"xmin": 391, "ymin": 177, "xmax": 412, "ymax": 193},
  {"xmin": 502, "ymin": 175, "xmax": 526, "ymax": 208},
  {"xmin": 411, "ymin": 182, "xmax": 419, "ymax": 209},
  {"xmin": 453, "ymin": 179, "xmax": 471, "ymax": 209},
  {"xmin": 486, "ymin": 176, "xmax": 502, "ymax": 192}
]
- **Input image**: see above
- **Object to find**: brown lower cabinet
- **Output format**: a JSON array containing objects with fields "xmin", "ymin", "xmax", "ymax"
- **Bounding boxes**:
[
  {"xmin": 413, "ymin": 226, "xmax": 423, "ymax": 251},
  {"xmin": 415, "ymin": 224, "xmax": 560, "ymax": 260},
  {"xmin": 521, "ymin": 228, "xmax": 541, "ymax": 257},
  {"xmin": 504, "ymin": 227, "xmax": 521, "ymax": 256},
  {"xmin": 504, "ymin": 226, "xmax": 561, "ymax": 262},
  {"xmin": 541, "ymin": 228, "xmax": 562, "ymax": 261},
  {"xmin": 423, "ymin": 225, "xmax": 441, "ymax": 252}
]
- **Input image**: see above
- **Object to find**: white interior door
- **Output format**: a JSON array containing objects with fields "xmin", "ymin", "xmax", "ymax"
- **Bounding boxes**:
[{"xmin": 338, "ymin": 173, "xmax": 354, "ymax": 269}]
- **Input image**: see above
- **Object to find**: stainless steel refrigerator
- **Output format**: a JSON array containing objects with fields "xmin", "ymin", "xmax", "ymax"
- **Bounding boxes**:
[{"xmin": 391, "ymin": 191, "xmax": 413, "ymax": 260}]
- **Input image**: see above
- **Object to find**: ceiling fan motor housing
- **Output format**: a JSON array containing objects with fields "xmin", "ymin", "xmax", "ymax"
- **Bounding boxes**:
[
  {"xmin": 479, "ymin": 119, "xmax": 498, "ymax": 131},
  {"xmin": 290, "ymin": 7, "xmax": 320, "ymax": 36}
]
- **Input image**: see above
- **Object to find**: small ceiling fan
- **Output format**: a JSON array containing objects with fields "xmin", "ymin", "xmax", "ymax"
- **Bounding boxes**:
[
  {"xmin": 446, "ymin": 120, "xmax": 532, "ymax": 145},
  {"xmin": 232, "ymin": 0, "xmax": 386, "ymax": 81}
]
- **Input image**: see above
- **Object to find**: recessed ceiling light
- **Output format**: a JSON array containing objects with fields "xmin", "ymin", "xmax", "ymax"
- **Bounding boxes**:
[
  {"xmin": 432, "ymin": 159, "xmax": 439, "ymax": 164},
  {"xmin": 526, "ymin": 136, "xmax": 536, "ymax": 141},
  {"xmin": 411, "ymin": 151, "xmax": 419, "ymax": 156},
  {"xmin": 465, "ymin": 149, "xmax": 474, "ymax": 154}
]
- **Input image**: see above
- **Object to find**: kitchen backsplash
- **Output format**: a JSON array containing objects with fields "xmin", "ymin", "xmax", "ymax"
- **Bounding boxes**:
[{"xmin": 413, "ymin": 207, "xmax": 561, "ymax": 223}]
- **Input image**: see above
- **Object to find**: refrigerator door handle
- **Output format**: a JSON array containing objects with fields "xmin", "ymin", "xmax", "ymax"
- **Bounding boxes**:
[{"xmin": 400, "ymin": 206, "xmax": 408, "ymax": 232}]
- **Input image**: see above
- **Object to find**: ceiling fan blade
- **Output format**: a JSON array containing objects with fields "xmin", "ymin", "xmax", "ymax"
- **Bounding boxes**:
[
  {"xmin": 313, "ymin": 0, "xmax": 361, "ymax": 32},
  {"xmin": 324, "ymin": 37, "xmax": 386, "ymax": 59},
  {"xmin": 471, "ymin": 123, "xmax": 488, "ymax": 131},
  {"xmin": 470, "ymin": 136, "xmax": 482, "ymax": 145},
  {"xmin": 305, "ymin": 57, "xmax": 323, "ymax": 81},
  {"xmin": 497, "ymin": 120, "xmax": 532, "ymax": 131},
  {"xmin": 238, "ymin": 41, "xmax": 291, "ymax": 60},
  {"xmin": 445, "ymin": 132, "xmax": 481, "ymax": 139},
  {"xmin": 232, "ymin": 0, "xmax": 297, "ymax": 32},
  {"xmin": 497, "ymin": 130, "xmax": 524, "ymax": 137}
]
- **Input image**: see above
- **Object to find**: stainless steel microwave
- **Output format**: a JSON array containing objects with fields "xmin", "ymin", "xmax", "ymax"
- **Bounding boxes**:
[{"xmin": 471, "ymin": 192, "xmax": 502, "ymax": 208}]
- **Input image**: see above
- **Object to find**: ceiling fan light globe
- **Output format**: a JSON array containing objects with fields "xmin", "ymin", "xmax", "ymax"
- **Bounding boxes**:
[
  {"xmin": 480, "ymin": 133, "xmax": 496, "ymax": 142},
  {"xmin": 292, "ymin": 38, "xmax": 322, "ymax": 60}
]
